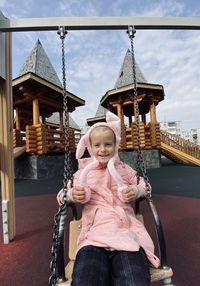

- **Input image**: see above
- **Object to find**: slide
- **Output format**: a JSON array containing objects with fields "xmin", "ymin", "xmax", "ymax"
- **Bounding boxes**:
[{"xmin": 160, "ymin": 142, "xmax": 200, "ymax": 167}]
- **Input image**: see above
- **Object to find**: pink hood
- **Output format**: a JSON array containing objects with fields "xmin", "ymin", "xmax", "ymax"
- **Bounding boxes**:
[{"xmin": 76, "ymin": 111, "xmax": 128, "ymax": 193}]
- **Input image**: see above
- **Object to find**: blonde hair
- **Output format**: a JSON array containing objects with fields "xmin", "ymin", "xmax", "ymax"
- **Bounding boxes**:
[{"xmin": 89, "ymin": 125, "xmax": 116, "ymax": 145}]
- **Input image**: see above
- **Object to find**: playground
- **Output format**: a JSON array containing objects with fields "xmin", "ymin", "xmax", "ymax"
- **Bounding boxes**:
[
  {"xmin": 1, "ymin": 12, "xmax": 200, "ymax": 286},
  {"xmin": 0, "ymin": 158, "xmax": 200, "ymax": 286}
]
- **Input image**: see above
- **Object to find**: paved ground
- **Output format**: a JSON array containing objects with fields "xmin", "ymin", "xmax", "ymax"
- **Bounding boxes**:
[
  {"xmin": 10, "ymin": 157, "xmax": 200, "ymax": 199},
  {"xmin": 0, "ymin": 157, "xmax": 199, "ymax": 286}
]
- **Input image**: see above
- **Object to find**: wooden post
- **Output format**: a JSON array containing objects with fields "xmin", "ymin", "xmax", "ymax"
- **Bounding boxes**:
[
  {"xmin": 141, "ymin": 113, "xmax": 146, "ymax": 125},
  {"xmin": 150, "ymin": 99, "xmax": 157, "ymax": 147},
  {"xmin": 116, "ymin": 103, "xmax": 124, "ymax": 124},
  {"xmin": 128, "ymin": 116, "xmax": 132, "ymax": 127},
  {"xmin": 133, "ymin": 101, "xmax": 139, "ymax": 122},
  {"xmin": 41, "ymin": 115, "xmax": 46, "ymax": 124},
  {"xmin": 59, "ymin": 111, "xmax": 63, "ymax": 131},
  {"xmin": 15, "ymin": 107, "xmax": 21, "ymax": 130},
  {"xmin": 0, "ymin": 32, "xmax": 15, "ymax": 243},
  {"xmin": 150, "ymin": 100, "xmax": 157, "ymax": 124},
  {"xmin": 132, "ymin": 101, "xmax": 145, "ymax": 149},
  {"xmin": 33, "ymin": 98, "xmax": 40, "ymax": 125},
  {"xmin": 115, "ymin": 103, "xmax": 126, "ymax": 149}
]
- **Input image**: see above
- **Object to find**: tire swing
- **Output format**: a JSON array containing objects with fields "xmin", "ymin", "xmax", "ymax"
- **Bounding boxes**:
[{"xmin": 49, "ymin": 26, "xmax": 174, "ymax": 286}]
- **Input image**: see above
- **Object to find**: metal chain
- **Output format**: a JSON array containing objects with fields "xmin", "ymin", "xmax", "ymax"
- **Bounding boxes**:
[
  {"xmin": 127, "ymin": 26, "xmax": 152, "ymax": 199},
  {"xmin": 49, "ymin": 26, "xmax": 73, "ymax": 286},
  {"xmin": 58, "ymin": 26, "xmax": 73, "ymax": 191},
  {"xmin": 49, "ymin": 209, "xmax": 63, "ymax": 285}
]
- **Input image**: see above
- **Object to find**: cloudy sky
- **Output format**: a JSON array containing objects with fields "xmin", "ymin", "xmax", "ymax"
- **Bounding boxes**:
[{"xmin": 0, "ymin": 0, "xmax": 200, "ymax": 131}]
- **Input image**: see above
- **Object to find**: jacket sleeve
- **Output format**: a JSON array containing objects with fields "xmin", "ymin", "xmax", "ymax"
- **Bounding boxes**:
[
  {"xmin": 72, "ymin": 169, "xmax": 91, "ymax": 203},
  {"xmin": 124, "ymin": 164, "xmax": 149, "ymax": 199}
]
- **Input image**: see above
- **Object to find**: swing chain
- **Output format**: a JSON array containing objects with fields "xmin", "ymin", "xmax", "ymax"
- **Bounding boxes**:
[
  {"xmin": 49, "ymin": 209, "xmax": 63, "ymax": 285},
  {"xmin": 57, "ymin": 26, "xmax": 73, "ymax": 192},
  {"xmin": 127, "ymin": 26, "xmax": 152, "ymax": 199},
  {"xmin": 57, "ymin": 26, "xmax": 67, "ymax": 39},
  {"xmin": 49, "ymin": 27, "xmax": 73, "ymax": 286}
]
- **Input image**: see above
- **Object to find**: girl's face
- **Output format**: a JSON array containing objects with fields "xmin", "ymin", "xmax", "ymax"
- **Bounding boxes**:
[{"xmin": 90, "ymin": 127, "xmax": 116, "ymax": 166}]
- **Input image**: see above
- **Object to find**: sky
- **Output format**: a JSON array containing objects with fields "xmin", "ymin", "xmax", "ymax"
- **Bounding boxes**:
[{"xmin": 0, "ymin": 0, "xmax": 200, "ymax": 131}]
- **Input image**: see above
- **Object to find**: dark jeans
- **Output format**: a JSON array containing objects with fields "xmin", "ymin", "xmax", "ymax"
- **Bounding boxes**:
[{"xmin": 71, "ymin": 245, "xmax": 150, "ymax": 286}]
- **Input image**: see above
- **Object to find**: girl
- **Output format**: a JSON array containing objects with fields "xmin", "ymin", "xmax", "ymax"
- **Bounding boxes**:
[{"xmin": 57, "ymin": 111, "xmax": 160, "ymax": 286}]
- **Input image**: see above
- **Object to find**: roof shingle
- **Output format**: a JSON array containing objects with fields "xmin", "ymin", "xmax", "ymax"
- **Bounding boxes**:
[
  {"xmin": 18, "ymin": 39, "xmax": 62, "ymax": 88},
  {"xmin": 114, "ymin": 49, "xmax": 147, "ymax": 89}
]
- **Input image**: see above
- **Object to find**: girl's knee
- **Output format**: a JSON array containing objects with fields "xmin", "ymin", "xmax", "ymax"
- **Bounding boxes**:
[
  {"xmin": 111, "ymin": 249, "xmax": 150, "ymax": 286},
  {"xmin": 72, "ymin": 246, "xmax": 110, "ymax": 286}
]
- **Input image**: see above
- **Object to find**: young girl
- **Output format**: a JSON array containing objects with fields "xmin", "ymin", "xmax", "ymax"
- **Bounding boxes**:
[{"xmin": 57, "ymin": 111, "xmax": 160, "ymax": 286}]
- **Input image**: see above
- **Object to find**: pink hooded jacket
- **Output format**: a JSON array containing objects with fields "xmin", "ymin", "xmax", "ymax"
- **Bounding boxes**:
[{"xmin": 69, "ymin": 111, "xmax": 160, "ymax": 268}]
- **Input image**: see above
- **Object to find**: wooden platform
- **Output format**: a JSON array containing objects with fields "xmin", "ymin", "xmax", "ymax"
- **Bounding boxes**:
[
  {"xmin": 161, "ymin": 142, "xmax": 200, "ymax": 166},
  {"xmin": 14, "ymin": 146, "xmax": 26, "ymax": 159}
]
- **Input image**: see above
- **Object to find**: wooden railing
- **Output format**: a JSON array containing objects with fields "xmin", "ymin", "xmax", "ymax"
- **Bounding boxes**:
[
  {"xmin": 17, "ymin": 124, "xmax": 200, "ymax": 159},
  {"xmin": 25, "ymin": 124, "xmax": 75, "ymax": 155},
  {"xmin": 160, "ymin": 130, "xmax": 200, "ymax": 159},
  {"xmin": 123, "ymin": 122, "xmax": 161, "ymax": 150},
  {"xmin": 13, "ymin": 129, "xmax": 26, "ymax": 148},
  {"xmin": 46, "ymin": 127, "xmax": 65, "ymax": 153},
  {"xmin": 26, "ymin": 124, "xmax": 45, "ymax": 155},
  {"xmin": 14, "ymin": 124, "xmax": 76, "ymax": 155},
  {"xmin": 46, "ymin": 127, "xmax": 75, "ymax": 153}
]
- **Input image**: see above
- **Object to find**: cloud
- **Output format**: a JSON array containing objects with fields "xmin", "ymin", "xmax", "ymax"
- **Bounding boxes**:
[
  {"xmin": 2, "ymin": 0, "xmax": 200, "ymax": 132},
  {"xmin": 0, "ymin": 0, "xmax": 35, "ymax": 18},
  {"xmin": 57, "ymin": 0, "xmax": 100, "ymax": 16},
  {"xmin": 110, "ymin": 0, "xmax": 185, "ymax": 17},
  {"xmin": 0, "ymin": 0, "xmax": 6, "ymax": 8},
  {"xmin": 54, "ymin": 23, "xmax": 200, "ymax": 131}
]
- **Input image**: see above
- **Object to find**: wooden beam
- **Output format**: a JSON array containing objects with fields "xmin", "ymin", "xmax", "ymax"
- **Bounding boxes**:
[
  {"xmin": 0, "ymin": 32, "xmax": 15, "ymax": 243},
  {"xmin": 13, "ymin": 95, "xmax": 33, "ymax": 106},
  {"xmin": 13, "ymin": 74, "xmax": 85, "ymax": 106},
  {"xmin": 33, "ymin": 98, "xmax": 40, "ymax": 125},
  {"xmin": 18, "ymin": 85, "xmax": 64, "ymax": 111},
  {"xmin": 128, "ymin": 116, "xmax": 132, "ymax": 127},
  {"xmin": 38, "ymin": 97, "xmax": 63, "ymax": 111},
  {"xmin": 142, "ymin": 113, "xmax": 146, "ymax": 125},
  {"xmin": 150, "ymin": 100, "xmax": 157, "ymax": 123},
  {"xmin": 133, "ymin": 102, "xmax": 138, "ymax": 122},
  {"xmin": 15, "ymin": 107, "xmax": 21, "ymax": 130},
  {"xmin": 59, "ymin": 111, "xmax": 63, "ymax": 131}
]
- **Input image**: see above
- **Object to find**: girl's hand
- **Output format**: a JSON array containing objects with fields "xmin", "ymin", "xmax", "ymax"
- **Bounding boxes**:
[
  {"xmin": 57, "ymin": 188, "xmax": 65, "ymax": 206},
  {"xmin": 122, "ymin": 186, "xmax": 136, "ymax": 203},
  {"xmin": 72, "ymin": 186, "xmax": 86, "ymax": 203}
]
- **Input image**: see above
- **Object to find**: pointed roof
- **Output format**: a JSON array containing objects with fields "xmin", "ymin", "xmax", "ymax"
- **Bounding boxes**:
[
  {"xmin": 86, "ymin": 49, "xmax": 154, "ymax": 125},
  {"xmin": 86, "ymin": 105, "xmax": 108, "ymax": 126},
  {"xmin": 100, "ymin": 49, "xmax": 164, "ymax": 116},
  {"xmin": 95, "ymin": 105, "xmax": 108, "ymax": 117},
  {"xmin": 89, "ymin": 50, "xmax": 147, "ymax": 122},
  {"xmin": 47, "ymin": 112, "xmax": 81, "ymax": 130},
  {"xmin": 18, "ymin": 39, "xmax": 62, "ymax": 88},
  {"xmin": 114, "ymin": 49, "xmax": 147, "ymax": 89},
  {"xmin": 13, "ymin": 39, "xmax": 85, "ymax": 119}
]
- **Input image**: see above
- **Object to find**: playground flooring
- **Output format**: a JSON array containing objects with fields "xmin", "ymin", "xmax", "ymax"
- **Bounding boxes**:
[{"xmin": 0, "ymin": 158, "xmax": 200, "ymax": 286}]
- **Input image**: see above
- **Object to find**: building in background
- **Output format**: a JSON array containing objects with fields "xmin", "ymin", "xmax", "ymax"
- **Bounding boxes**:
[
  {"xmin": 160, "ymin": 121, "xmax": 182, "ymax": 136},
  {"xmin": 160, "ymin": 121, "xmax": 200, "ymax": 146},
  {"xmin": 182, "ymin": 128, "xmax": 200, "ymax": 146}
]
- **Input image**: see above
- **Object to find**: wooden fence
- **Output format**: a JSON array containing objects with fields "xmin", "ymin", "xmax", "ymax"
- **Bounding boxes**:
[
  {"xmin": 13, "ymin": 124, "xmax": 76, "ymax": 155},
  {"xmin": 161, "ymin": 130, "xmax": 200, "ymax": 159},
  {"xmin": 122, "ymin": 122, "xmax": 161, "ymax": 150}
]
